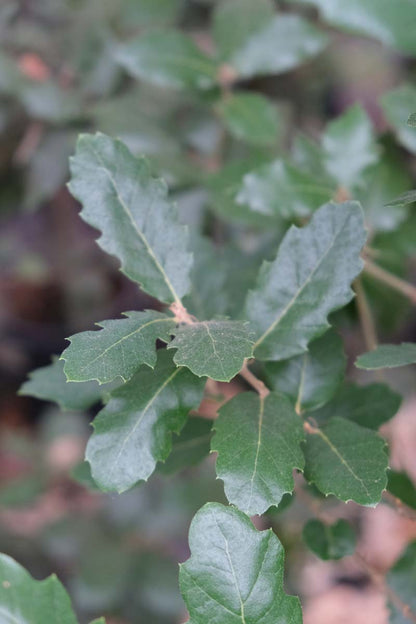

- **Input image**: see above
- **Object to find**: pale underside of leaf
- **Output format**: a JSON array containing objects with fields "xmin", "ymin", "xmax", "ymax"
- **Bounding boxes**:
[{"xmin": 228, "ymin": 15, "xmax": 328, "ymax": 79}]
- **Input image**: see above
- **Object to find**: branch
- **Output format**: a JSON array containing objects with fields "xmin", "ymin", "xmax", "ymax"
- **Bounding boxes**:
[
  {"xmin": 355, "ymin": 552, "xmax": 416, "ymax": 624},
  {"xmin": 383, "ymin": 491, "xmax": 416, "ymax": 523},
  {"xmin": 239, "ymin": 361, "xmax": 269, "ymax": 398},
  {"xmin": 354, "ymin": 278, "xmax": 378, "ymax": 352},
  {"xmin": 296, "ymin": 477, "xmax": 416, "ymax": 624},
  {"xmin": 170, "ymin": 301, "xmax": 196, "ymax": 325},
  {"xmin": 364, "ymin": 259, "xmax": 416, "ymax": 305}
]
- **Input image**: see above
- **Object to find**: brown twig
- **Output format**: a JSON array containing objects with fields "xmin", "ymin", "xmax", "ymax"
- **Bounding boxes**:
[
  {"xmin": 296, "ymin": 476, "xmax": 416, "ymax": 623},
  {"xmin": 355, "ymin": 552, "xmax": 416, "ymax": 624},
  {"xmin": 239, "ymin": 361, "xmax": 269, "ymax": 398},
  {"xmin": 14, "ymin": 121, "xmax": 44, "ymax": 165},
  {"xmin": 354, "ymin": 278, "xmax": 378, "ymax": 352},
  {"xmin": 383, "ymin": 491, "xmax": 416, "ymax": 523},
  {"xmin": 170, "ymin": 301, "xmax": 196, "ymax": 325},
  {"xmin": 364, "ymin": 259, "xmax": 416, "ymax": 305}
]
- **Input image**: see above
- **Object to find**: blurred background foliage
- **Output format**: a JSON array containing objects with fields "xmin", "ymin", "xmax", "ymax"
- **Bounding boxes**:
[{"xmin": 0, "ymin": 1, "xmax": 415, "ymax": 622}]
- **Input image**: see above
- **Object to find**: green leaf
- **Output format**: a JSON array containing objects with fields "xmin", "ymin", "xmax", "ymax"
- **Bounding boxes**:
[
  {"xmin": 245, "ymin": 202, "xmax": 366, "ymax": 361},
  {"xmin": 168, "ymin": 320, "xmax": 253, "ymax": 382},
  {"xmin": 264, "ymin": 330, "xmax": 346, "ymax": 412},
  {"xmin": 408, "ymin": 113, "xmax": 416, "ymax": 127},
  {"xmin": 180, "ymin": 503, "xmax": 303, "ymax": 624},
  {"xmin": 214, "ymin": 1, "xmax": 328, "ymax": 79},
  {"xmin": 385, "ymin": 189, "xmax": 416, "ymax": 208},
  {"xmin": 19, "ymin": 81, "xmax": 81, "ymax": 124},
  {"xmin": 356, "ymin": 343, "xmax": 416, "ymax": 369},
  {"xmin": 236, "ymin": 158, "xmax": 334, "ymax": 219},
  {"xmin": 322, "ymin": 105, "xmax": 379, "ymax": 191},
  {"xmin": 207, "ymin": 156, "xmax": 276, "ymax": 227},
  {"xmin": 0, "ymin": 554, "xmax": 79, "ymax": 623},
  {"xmin": 292, "ymin": 132, "xmax": 333, "ymax": 185},
  {"xmin": 303, "ymin": 519, "xmax": 356, "ymax": 560},
  {"xmin": 217, "ymin": 92, "xmax": 280, "ymax": 146},
  {"xmin": 286, "ymin": 0, "xmax": 416, "ymax": 55},
  {"xmin": 158, "ymin": 417, "xmax": 212, "ymax": 475},
  {"xmin": 70, "ymin": 461, "xmax": 101, "ymax": 491},
  {"xmin": 61, "ymin": 310, "xmax": 176, "ymax": 384},
  {"xmin": 213, "ymin": 0, "xmax": 275, "ymax": 62},
  {"xmin": 381, "ymin": 85, "xmax": 416, "ymax": 154},
  {"xmin": 116, "ymin": 31, "xmax": 217, "ymax": 91},
  {"xmin": 212, "ymin": 392, "xmax": 305, "ymax": 515},
  {"xmin": 310, "ymin": 382, "xmax": 401, "ymax": 430},
  {"xmin": 68, "ymin": 133, "xmax": 192, "ymax": 304},
  {"xmin": 183, "ymin": 235, "xmax": 229, "ymax": 320},
  {"xmin": 304, "ymin": 417, "xmax": 388, "ymax": 505},
  {"xmin": 19, "ymin": 358, "xmax": 108, "ymax": 412},
  {"xmin": 86, "ymin": 350, "xmax": 205, "ymax": 492},
  {"xmin": 387, "ymin": 471, "xmax": 416, "ymax": 511},
  {"xmin": 119, "ymin": 0, "xmax": 183, "ymax": 29},
  {"xmin": 386, "ymin": 542, "xmax": 416, "ymax": 624}
]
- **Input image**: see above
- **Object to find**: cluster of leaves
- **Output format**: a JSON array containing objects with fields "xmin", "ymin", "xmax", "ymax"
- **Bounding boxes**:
[{"xmin": 2, "ymin": 0, "xmax": 416, "ymax": 622}]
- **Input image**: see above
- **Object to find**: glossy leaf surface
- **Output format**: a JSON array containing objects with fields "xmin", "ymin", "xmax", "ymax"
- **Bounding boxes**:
[
  {"xmin": 213, "ymin": 392, "xmax": 305, "ymax": 515},
  {"xmin": 304, "ymin": 417, "xmax": 388, "ymax": 505},
  {"xmin": 180, "ymin": 503, "xmax": 303, "ymax": 623}
]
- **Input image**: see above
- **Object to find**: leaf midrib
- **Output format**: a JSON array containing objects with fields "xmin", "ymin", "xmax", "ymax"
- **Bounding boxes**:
[
  {"xmin": 254, "ymin": 212, "xmax": 351, "ymax": 350},
  {"xmin": 86, "ymin": 142, "xmax": 182, "ymax": 305},
  {"xmin": 315, "ymin": 427, "xmax": 371, "ymax": 497},
  {"xmin": 105, "ymin": 367, "xmax": 182, "ymax": 486},
  {"xmin": 203, "ymin": 322, "xmax": 228, "ymax": 380},
  {"xmin": 65, "ymin": 317, "xmax": 174, "ymax": 381},
  {"xmin": 247, "ymin": 395, "xmax": 265, "ymax": 511}
]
